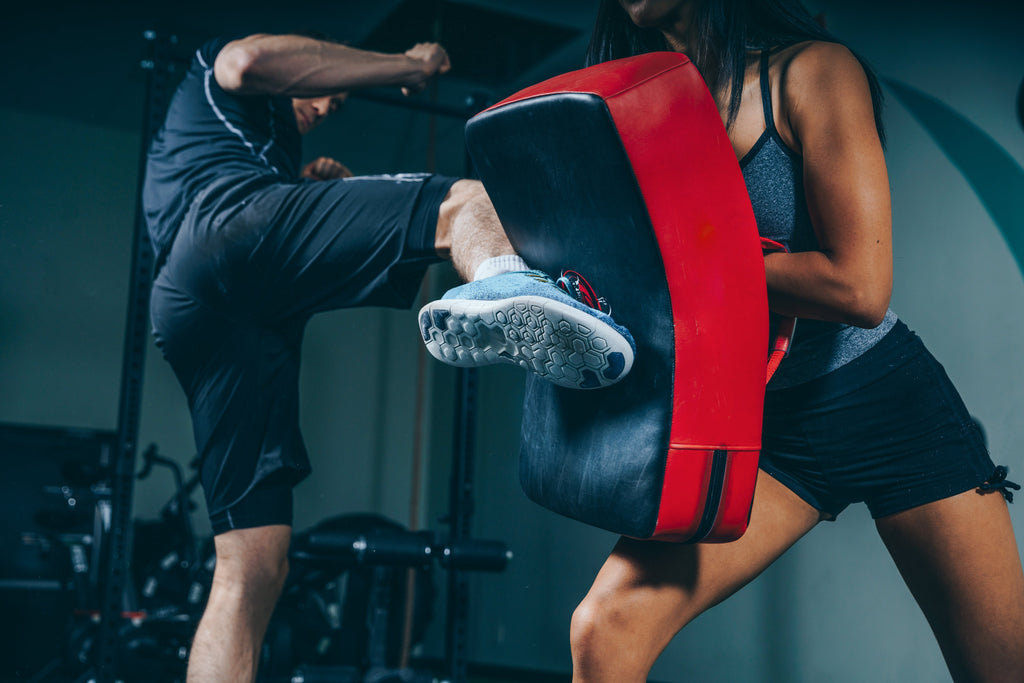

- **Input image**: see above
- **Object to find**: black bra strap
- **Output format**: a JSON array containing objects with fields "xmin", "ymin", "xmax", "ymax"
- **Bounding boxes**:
[{"xmin": 759, "ymin": 48, "xmax": 778, "ymax": 135}]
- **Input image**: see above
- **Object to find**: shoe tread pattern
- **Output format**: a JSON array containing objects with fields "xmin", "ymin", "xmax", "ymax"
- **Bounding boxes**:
[{"xmin": 420, "ymin": 296, "xmax": 629, "ymax": 390}]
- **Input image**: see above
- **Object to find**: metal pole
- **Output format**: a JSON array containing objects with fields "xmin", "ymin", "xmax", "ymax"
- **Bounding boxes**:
[
  {"xmin": 350, "ymin": 88, "xmax": 488, "ymax": 121},
  {"xmin": 93, "ymin": 30, "xmax": 174, "ymax": 683},
  {"xmin": 444, "ymin": 366, "xmax": 478, "ymax": 683}
]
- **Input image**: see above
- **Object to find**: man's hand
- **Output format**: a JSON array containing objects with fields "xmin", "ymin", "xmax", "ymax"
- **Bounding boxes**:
[
  {"xmin": 401, "ymin": 42, "xmax": 451, "ymax": 96},
  {"xmin": 301, "ymin": 156, "xmax": 353, "ymax": 181}
]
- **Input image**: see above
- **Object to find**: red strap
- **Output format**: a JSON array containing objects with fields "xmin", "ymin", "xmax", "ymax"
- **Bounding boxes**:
[{"xmin": 761, "ymin": 238, "xmax": 796, "ymax": 384}]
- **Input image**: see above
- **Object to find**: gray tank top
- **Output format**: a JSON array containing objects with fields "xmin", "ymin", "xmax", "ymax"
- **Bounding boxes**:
[{"xmin": 741, "ymin": 49, "xmax": 896, "ymax": 390}]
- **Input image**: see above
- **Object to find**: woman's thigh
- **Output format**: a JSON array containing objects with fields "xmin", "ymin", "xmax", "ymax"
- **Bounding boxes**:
[{"xmin": 876, "ymin": 488, "xmax": 1024, "ymax": 683}]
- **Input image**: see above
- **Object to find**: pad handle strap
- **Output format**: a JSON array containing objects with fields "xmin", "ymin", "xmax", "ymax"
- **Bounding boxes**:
[{"xmin": 761, "ymin": 237, "xmax": 796, "ymax": 384}]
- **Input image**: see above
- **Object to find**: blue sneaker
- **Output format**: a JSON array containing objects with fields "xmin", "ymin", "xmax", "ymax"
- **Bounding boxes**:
[{"xmin": 418, "ymin": 270, "xmax": 635, "ymax": 390}]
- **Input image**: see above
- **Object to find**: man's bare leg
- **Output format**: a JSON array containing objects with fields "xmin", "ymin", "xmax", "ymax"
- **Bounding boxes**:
[
  {"xmin": 187, "ymin": 525, "xmax": 292, "ymax": 683},
  {"xmin": 434, "ymin": 178, "xmax": 519, "ymax": 281}
]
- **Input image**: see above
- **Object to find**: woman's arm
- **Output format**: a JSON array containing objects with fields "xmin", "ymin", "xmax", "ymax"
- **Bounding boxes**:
[
  {"xmin": 765, "ymin": 41, "xmax": 892, "ymax": 328},
  {"xmin": 213, "ymin": 33, "xmax": 450, "ymax": 97}
]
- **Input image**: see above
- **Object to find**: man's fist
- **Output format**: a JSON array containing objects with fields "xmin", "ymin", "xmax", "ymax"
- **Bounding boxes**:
[
  {"xmin": 301, "ymin": 156, "xmax": 353, "ymax": 181},
  {"xmin": 402, "ymin": 42, "xmax": 451, "ymax": 96}
]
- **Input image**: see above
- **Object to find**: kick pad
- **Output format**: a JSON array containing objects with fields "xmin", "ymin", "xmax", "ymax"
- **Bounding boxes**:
[{"xmin": 466, "ymin": 53, "xmax": 771, "ymax": 542}]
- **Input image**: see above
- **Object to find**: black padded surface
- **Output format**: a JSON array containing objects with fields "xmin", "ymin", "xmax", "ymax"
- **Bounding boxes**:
[{"xmin": 466, "ymin": 94, "xmax": 674, "ymax": 537}]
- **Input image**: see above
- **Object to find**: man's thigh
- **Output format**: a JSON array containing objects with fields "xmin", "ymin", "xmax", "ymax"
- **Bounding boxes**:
[{"xmin": 211, "ymin": 173, "xmax": 458, "ymax": 321}]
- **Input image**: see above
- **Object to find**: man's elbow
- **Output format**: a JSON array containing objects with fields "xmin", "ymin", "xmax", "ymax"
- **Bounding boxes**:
[{"xmin": 214, "ymin": 43, "xmax": 261, "ymax": 92}]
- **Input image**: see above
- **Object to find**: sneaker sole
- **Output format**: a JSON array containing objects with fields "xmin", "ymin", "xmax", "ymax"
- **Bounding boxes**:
[{"xmin": 418, "ymin": 295, "xmax": 634, "ymax": 390}]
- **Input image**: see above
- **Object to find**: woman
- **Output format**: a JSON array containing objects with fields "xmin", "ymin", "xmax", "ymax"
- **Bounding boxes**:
[{"xmin": 569, "ymin": 2, "xmax": 1024, "ymax": 681}]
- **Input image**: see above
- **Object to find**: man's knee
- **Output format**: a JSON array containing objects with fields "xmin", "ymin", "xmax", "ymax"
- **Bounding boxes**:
[
  {"xmin": 435, "ymin": 179, "xmax": 491, "ymax": 257},
  {"xmin": 441, "ymin": 178, "xmax": 486, "ymax": 208},
  {"xmin": 210, "ymin": 525, "xmax": 292, "ymax": 602}
]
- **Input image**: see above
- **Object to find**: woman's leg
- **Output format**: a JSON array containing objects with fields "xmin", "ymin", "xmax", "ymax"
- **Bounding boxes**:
[
  {"xmin": 570, "ymin": 470, "xmax": 825, "ymax": 683},
  {"xmin": 876, "ymin": 488, "xmax": 1024, "ymax": 682}
]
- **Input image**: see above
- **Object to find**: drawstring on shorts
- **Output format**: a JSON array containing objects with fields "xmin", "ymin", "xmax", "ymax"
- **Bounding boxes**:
[{"xmin": 978, "ymin": 465, "xmax": 1020, "ymax": 503}]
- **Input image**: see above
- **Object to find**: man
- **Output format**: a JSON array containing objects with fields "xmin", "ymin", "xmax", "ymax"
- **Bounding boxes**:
[{"xmin": 143, "ymin": 31, "xmax": 633, "ymax": 682}]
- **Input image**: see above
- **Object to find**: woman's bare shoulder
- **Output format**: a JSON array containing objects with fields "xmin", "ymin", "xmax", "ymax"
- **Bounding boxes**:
[{"xmin": 775, "ymin": 40, "xmax": 869, "ymax": 99}]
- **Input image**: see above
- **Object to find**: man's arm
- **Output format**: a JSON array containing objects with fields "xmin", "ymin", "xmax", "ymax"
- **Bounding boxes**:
[{"xmin": 213, "ymin": 33, "xmax": 450, "ymax": 97}]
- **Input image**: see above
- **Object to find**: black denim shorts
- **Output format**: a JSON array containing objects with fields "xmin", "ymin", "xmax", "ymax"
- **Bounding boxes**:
[{"xmin": 760, "ymin": 320, "xmax": 1002, "ymax": 519}]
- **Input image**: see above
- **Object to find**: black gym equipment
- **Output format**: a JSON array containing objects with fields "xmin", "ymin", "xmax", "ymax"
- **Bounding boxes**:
[
  {"xmin": 0, "ymin": 422, "xmax": 116, "ymax": 681},
  {"xmin": 125, "ymin": 447, "xmax": 509, "ymax": 683}
]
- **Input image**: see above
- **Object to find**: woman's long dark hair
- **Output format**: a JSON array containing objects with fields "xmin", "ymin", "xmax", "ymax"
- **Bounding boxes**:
[{"xmin": 586, "ymin": 0, "xmax": 885, "ymax": 146}]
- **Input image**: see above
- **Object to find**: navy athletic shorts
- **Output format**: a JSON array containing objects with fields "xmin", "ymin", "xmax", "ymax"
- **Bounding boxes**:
[
  {"xmin": 149, "ymin": 172, "xmax": 458, "ymax": 534},
  {"xmin": 760, "ymin": 319, "xmax": 1003, "ymax": 520}
]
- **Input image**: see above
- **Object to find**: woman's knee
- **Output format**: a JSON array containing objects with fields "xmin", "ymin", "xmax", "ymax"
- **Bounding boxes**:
[
  {"xmin": 569, "ymin": 597, "xmax": 604, "ymax": 655},
  {"xmin": 571, "ymin": 591, "xmax": 645, "ymax": 659},
  {"xmin": 571, "ymin": 593, "xmax": 670, "ymax": 682}
]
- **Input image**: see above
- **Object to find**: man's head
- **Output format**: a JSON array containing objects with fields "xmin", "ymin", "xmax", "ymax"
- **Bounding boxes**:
[{"xmin": 292, "ymin": 92, "xmax": 348, "ymax": 135}]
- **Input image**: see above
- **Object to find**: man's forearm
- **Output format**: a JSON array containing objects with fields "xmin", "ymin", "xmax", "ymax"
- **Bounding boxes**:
[{"xmin": 214, "ymin": 34, "xmax": 428, "ymax": 96}]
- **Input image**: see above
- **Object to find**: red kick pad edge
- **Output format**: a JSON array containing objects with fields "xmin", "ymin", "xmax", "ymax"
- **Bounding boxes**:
[{"xmin": 486, "ymin": 52, "xmax": 700, "ymax": 111}]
